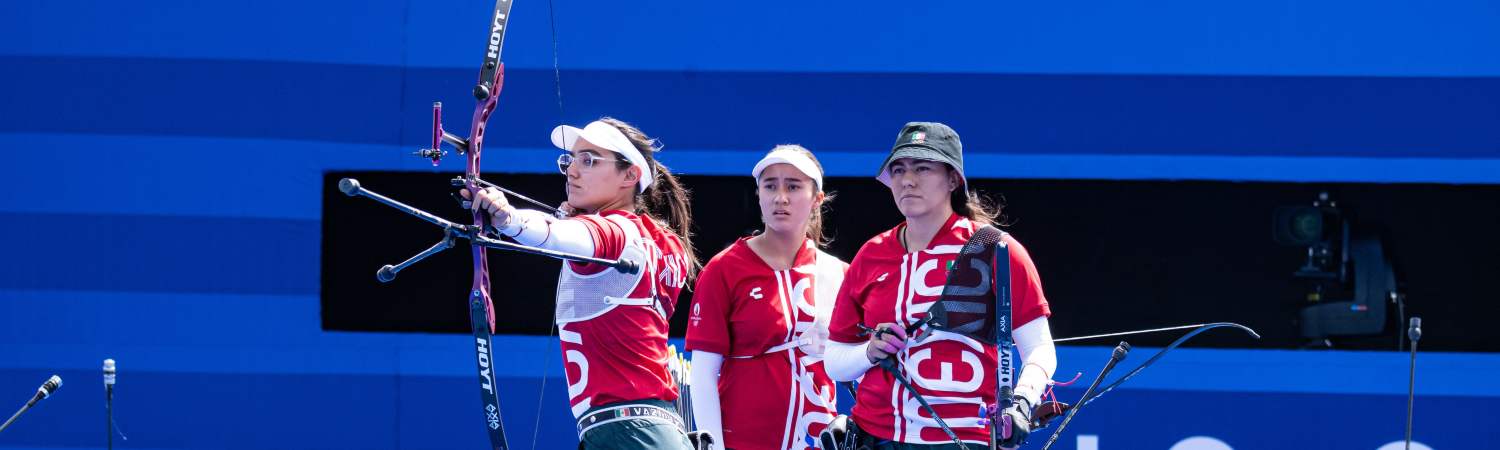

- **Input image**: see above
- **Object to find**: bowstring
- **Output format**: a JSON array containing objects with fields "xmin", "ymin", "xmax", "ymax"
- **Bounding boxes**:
[{"xmin": 530, "ymin": 0, "xmax": 568, "ymax": 447}]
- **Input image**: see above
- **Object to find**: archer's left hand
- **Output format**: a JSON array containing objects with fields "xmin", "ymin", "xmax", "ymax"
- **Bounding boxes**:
[
  {"xmin": 460, "ymin": 186, "xmax": 515, "ymax": 227},
  {"xmin": 993, "ymin": 397, "xmax": 1032, "ymax": 449}
]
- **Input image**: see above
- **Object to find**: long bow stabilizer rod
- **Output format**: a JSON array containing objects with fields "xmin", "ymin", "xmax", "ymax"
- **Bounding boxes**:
[{"xmin": 338, "ymin": 178, "xmax": 639, "ymax": 281}]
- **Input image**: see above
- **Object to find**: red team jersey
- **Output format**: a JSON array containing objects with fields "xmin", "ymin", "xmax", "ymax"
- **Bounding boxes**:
[
  {"xmin": 558, "ymin": 210, "xmax": 691, "ymax": 418},
  {"xmin": 829, "ymin": 214, "xmax": 1050, "ymax": 445},
  {"xmin": 687, "ymin": 238, "xmax": 841, "ymax": 450}
]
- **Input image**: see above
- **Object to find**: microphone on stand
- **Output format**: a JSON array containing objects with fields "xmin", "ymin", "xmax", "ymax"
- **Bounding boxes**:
[
  {"xmin": 0, "ymin": 375, "xmax": 62, "ymax": 434},
  {"xmin": 105, "ymin": 359, "xmax": 116, "ymax": 450},
  {"xmin": 1405, "ymin": 318, "xmax": 1421, "ymax": 450},
  {"xmin": 28, "ymin": 376, "xmax": 60, "ymax": 408}
]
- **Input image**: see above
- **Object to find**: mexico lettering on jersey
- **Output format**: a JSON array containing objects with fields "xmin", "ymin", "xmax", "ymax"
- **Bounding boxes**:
[
  {"xmin": 687, "ymin": 238, "xmax": 843, "ymax": 450},
  {"xmin": 828, "ymin": 213, "xmax": 1051, "ymax": 445},
  {"xmin": 556, "ymin": 210, "xmax": 689, "ymax": 418}
]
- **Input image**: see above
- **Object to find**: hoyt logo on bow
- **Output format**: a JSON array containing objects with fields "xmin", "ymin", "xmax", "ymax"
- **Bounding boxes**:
[{"xmin": 486, "ymin": 7, "xmax": 508, "ymax": 59}]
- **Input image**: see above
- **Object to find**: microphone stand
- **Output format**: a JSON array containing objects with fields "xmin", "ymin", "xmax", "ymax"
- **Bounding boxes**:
[
  {"xmin": 105, "ymin": 359, "xmax": 116, "ymax": 450},
  {"xmin": 0, "ymin": 401, "xmax": 29, "ymax": 434},
  {"xmin": 0, "ymin": 376, "xmax": 61, "ymax": 434},
  {"xmin": 1405, "ymin": 318, "xmax": 1421, "ymax": 450},
  {"xmin": 0, "ymin": 405, "xmax": 27, "ymax": 434}
]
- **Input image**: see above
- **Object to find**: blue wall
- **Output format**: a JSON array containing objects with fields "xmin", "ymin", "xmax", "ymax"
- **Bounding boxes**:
[{"xmin": 2, "ymin": 0, "xmax": 1498, "ymax": 448}]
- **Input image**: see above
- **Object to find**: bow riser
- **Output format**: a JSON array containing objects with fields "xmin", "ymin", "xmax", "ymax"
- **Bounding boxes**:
[{"xmin": 466, "ymin": 62, "xmax": 504, "ymax": 333}]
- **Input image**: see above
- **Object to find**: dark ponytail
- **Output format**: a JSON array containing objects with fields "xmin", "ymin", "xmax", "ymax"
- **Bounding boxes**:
[
  {"xmin": 599, "ymin": 117, "xmax": 700, "ymax": 281},
  {"xmin": 949, "ymin": 167, "xmax": 1005, "ymax": 227}
]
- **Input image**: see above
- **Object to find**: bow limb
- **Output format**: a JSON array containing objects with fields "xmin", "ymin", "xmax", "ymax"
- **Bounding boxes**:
[
  {"xmin": 1073, "ymin": 322, "xmax": 1260, "ymax": 409},
  {"xmin": 1052, "ymin": 323, "xmax": 1217, "ymax": 343}
]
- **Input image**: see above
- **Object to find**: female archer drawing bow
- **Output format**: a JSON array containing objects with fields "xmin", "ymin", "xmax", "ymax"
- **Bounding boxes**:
[{"xmin": 337, "ymin": 1, "xmax": 679, "ymax": 449}]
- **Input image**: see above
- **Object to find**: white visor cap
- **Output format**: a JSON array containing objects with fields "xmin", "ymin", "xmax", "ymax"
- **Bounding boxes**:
[
  {"xmin": 751, "ymin": 148, "xmax": 823, "ymax": 191},
  {"xmin": 551, "ymin": 121, "xmax": 654, "ymax": 193}
]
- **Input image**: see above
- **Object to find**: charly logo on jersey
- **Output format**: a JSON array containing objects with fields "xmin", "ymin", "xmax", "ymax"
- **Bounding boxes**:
[{"xmin": 749, "ymin": 287, "xmax": 764, "ymax": 300}]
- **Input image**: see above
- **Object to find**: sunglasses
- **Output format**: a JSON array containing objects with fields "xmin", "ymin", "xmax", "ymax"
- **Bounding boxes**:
[{"xmin": 557, "ymin": 153, "xmax": 621, "ymax": 174}]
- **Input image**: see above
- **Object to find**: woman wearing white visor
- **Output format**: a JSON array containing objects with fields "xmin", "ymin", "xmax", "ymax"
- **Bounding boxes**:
[
  {"xmin": 685, "ymin": 145, "xmax": 847, "ymax": 450},
  {"xmin": 463, "ymin": 117, "xmax": 698, "ymax": 449}
]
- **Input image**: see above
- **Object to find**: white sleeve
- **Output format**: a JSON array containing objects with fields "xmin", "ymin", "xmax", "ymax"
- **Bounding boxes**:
[
  {"xmin": 823, "ymin": 340, "xmax": 876, "ymax": 382},
  {"xmin": 689, "ymin": 351, "xmax": 725, "ymax": 445},
  {"xmin": 1013, "ymin": 316, "xmax": 1057, "ymax": 407},
  {"xmin": 494, "ymin": 209, "xmax": 595, "ymax": 257}
]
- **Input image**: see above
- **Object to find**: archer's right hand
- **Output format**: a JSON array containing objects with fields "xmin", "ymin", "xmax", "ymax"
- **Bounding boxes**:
[
  {"xmin": 866, "ymin": 323, "xmax": 909, "ymax": 364},
  {"xmin": 556, "ymin": 201, "xmax": 579, "ymax": 218}
]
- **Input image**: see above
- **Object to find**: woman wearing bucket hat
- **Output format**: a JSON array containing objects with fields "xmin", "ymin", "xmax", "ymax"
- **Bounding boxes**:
[
  {"xmin": 463, "ymin": 117, "xmax": 699, "ymax": 449},
  {"xmin": 685, "ymin": 145, "xmax": 846, "ymax": 450},
  {"xmin": 822, "ymin": 122, "xmax": 1059, "ymax": 449}
]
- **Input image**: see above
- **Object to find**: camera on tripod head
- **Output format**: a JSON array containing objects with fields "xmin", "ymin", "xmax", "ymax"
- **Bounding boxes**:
[
  {"xmin": 1273, "ymin": 192, "xmax": 1347, "ymax": 282},
  {"xmin": 1273, "ymin": 192, "xmax": 1401, "ymax": 347}
]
